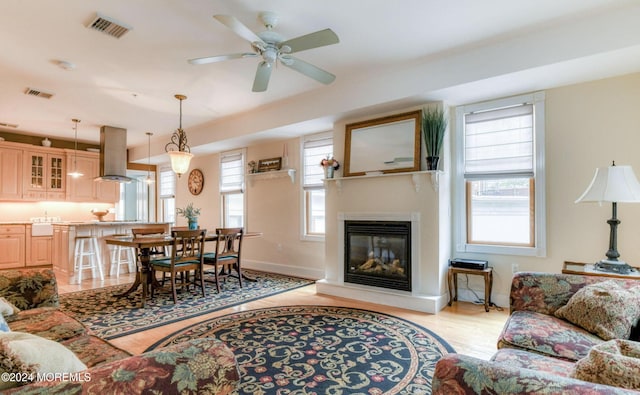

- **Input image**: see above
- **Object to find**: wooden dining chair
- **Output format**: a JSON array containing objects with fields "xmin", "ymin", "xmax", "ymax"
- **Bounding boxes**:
[
  {"xmin": 150, "ymin": 229, "xmax": 207, "ymax": 303},
  {"xmin": 203, "ymin": 227, "xmax": 244, "ymax": 293}
]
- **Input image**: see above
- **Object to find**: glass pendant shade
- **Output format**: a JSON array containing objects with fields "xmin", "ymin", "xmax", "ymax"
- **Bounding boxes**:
[{"xmin": 168, "ymin": 150, "xmax": 193, "ymax": 176}]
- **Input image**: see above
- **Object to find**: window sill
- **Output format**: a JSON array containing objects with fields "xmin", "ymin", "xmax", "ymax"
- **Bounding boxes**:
[{"xmin": 457, "ymin": 243, "xmax": 546, "ymax": 257}]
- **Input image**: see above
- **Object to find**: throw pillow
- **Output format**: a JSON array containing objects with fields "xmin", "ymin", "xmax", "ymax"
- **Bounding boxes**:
[
  {"xmin": 0, "ymin": 297, "xmax": 20, "ymax": 317},
  {"xmin": 573, "ymin": 339, "xmax": 640, "ymax": 389},
  {"xmin": 0, "ymin": 331, "xmax": 87, "ymax": 390},
  {"xmin": 0, "ymin": 314, "xmax": 9, "ymax": 333},
  {"xmin": 554, "ymin": 280, "xmax": 640, "ymax": 340}
]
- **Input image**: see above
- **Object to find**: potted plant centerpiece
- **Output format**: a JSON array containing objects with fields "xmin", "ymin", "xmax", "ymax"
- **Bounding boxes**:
[
  {"xmin": 421, "ymin": 107, "xmax": 447, "ymax": 170},
  {"xmin": 177, "ymin": 202, "xmax": 201, "ymax": 230}
]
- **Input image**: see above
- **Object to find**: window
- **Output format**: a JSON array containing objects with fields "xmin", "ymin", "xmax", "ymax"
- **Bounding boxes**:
[
  {"xmin": 159, "ymin": 167, "xmax": 176, "ymax": 224},
  {"xmin": 301, "ymin": 132, "xmax": 333, "ymax": 238},
  {"xmin": 455, "ymin": 92, "xmax": 546, "ymax": 256},
  {"xmin": 220, "ymin": 149, "xmax": 245, "ymax": 228}
]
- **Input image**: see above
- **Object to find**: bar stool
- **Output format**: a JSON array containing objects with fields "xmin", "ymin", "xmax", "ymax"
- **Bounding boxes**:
[
  {"xmin": 74, "ymin": 236, "xmax": 103, "ymax": 283},
  {"xmin": 109, "ymin": 234, "xmax": 136, "ymax": 277}
]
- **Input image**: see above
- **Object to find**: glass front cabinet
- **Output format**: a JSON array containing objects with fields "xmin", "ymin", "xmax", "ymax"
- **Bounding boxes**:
[{"xmin": 23, "ymin": 149, "xmax": 66, "ymax": 200}]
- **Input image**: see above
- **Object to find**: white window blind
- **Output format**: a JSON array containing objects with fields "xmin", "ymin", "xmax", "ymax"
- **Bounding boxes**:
[
  {"xmin": 159, "ymin": 169, "xmax": 175, "ymax": 198},
  {"xmin": 303, "ymin": 133, "xmax": 333, "ymax": 187},
  {"xmin": 220, "ymin": 151, "xmax": 244, "ymax": 193},
  {"xmin": 464, "ymin": 104, "xmax": 533, "ymax": 179}
]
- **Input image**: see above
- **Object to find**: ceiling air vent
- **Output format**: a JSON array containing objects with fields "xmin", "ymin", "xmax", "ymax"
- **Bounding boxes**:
[
  {"xmin": 24, "ymin": 88, "xmax": 54, "ymax": 99},
  {"xmin": 87, "ymin": 14, "xmax": 131, "ymax": 39},
  {"xmin": 0, "ymin": 122, "xmax": 18, "ymax": 128}
]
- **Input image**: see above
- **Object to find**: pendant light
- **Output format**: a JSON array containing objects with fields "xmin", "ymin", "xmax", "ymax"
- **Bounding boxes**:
[
  {"xmin": 67, "ymin": 118, "xmax": 83, "ymax": 178},
  {"xmin": 145, "ymin": 132, "xmax": 154, "ymax": 185},
  {"xmin": 165, "ymin": 94, "xmax": 193, "ymax": 177}
]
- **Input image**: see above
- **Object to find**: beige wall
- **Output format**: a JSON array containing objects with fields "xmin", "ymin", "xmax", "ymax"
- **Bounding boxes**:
[
  {"xmin": 174, "ymin": 138, "xmax": 325, "ymax": 279},
  {"xmin": 452, "ymin": 72, "xmax": 640, "ymax": 306}
]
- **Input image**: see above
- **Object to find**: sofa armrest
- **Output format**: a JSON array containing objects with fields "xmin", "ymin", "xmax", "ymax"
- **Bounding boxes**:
[
  {"xmin": 4, "ymin": 338, "xmax": 240, "ymax": 395},
  {"xmin": 432, "ymin": 353, "xmax": 637, "ymax": 395},
  {"xmin": 0, "ymin": 269, "xmax": 59, "ymax": 310}
]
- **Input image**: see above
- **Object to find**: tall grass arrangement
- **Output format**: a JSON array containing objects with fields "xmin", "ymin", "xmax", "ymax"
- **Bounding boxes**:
[{"xmin": 421, "ymin": 107, "xmax": 447, "ymax": 158}]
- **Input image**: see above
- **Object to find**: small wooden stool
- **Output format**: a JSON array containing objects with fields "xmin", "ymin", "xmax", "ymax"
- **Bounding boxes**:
[{"xmin": 448, "ymin": 266, "xmax": 493, "ymax": 312}]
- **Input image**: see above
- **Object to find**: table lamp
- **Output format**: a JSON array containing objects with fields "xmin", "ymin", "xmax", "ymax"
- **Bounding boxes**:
[{"xmin": 575, "ymin": 161, "xmax": 640, "ymax": 274}]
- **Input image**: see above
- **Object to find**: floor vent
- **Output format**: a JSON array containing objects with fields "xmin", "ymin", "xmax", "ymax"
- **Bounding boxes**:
[
  {"xmin": 24, "ymin": 88, "xmax": 54, "ymax": 99},
  {"xmin": 87, "ymin": 14, "xmax": 131, "ymax": 39}
]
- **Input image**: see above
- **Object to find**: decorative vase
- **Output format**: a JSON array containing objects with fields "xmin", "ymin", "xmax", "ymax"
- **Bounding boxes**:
[
  {"xmin": 426, "ymin": 156, "xmax": 439, "ymax": 171},
  {"xmin": 188, "ymin": 220, "xmax": 198, "ymax": 230},
  {"xmin": 326, "ymin": 166, "xmax": 334, "ymax": 179}
]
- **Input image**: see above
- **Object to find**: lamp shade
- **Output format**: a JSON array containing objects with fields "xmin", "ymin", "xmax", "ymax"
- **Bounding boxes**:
[
  {"xmin": 168, "ymin": 150, "xmax": 193, "ymax": 176},
  {"xmin": 575, "ymin": 165, "xmax": 640, "ymax": 204}
]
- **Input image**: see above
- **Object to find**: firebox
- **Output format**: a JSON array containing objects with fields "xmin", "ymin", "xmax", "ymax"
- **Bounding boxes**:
[{"xmin": 344, "ymin": 220, "xmax": 411, "ymax": 291}]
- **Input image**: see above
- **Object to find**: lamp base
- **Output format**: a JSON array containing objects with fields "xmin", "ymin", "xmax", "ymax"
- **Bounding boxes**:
[{"xmin": 594, "ymin": 259, "xmax": 635, "ymax": 274}]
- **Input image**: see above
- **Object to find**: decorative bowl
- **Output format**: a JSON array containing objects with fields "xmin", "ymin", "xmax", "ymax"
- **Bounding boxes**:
[{"xmin": 91, "ymin": 210, "xmax": 109, "ymax": 221}]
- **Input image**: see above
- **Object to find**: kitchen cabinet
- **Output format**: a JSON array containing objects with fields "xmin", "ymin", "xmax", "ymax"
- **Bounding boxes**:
[
  {"xmin": 66, "ymin": 151, "xmax": 119, "ymax": 203},
  {"xmin": 52, "ymin": 225, "xmax": 70, "ymax": 275},
  {"xmin": 23, "ymin": 148, "xmax": 66, "ymax": 200},
  {"xmin": 28, "ymin": 236, "xmax": 53, "ymax": 266},
  {"xmin": 0, "ymin": 146, "xmax": 23, "ymax": 200},
  {"xmin": 0, "ymin": 225, "xmax": 26, "ymax": 269}
]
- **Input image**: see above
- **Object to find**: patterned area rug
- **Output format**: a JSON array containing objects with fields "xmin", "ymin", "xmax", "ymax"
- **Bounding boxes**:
[
  {"xmin": 59, "ymin": 270, "xmax": 313, "ymax": 340},
  {"xmin": 146, "ymin": 305, "xmax": 455, "ymax": 394}
]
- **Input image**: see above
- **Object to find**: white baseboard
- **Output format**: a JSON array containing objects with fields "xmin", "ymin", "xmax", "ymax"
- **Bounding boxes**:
[{"xmin": 242, "ymin": 259, "xmax": 324, "ymax": 280}]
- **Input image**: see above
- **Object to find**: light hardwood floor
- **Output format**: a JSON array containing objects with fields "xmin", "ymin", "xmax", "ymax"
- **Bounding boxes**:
[{"xmin": 56, "ymin": 270, "xmax": 509, "ymax": 360}]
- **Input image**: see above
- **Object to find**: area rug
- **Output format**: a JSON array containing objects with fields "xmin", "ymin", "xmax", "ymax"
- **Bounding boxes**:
[
  {"xmin": 59, "ymin": 270, "xmax": 313, "ymax": 340},
  {"xmin": 146, "ymin": 305, "xmax": 455, "ymax": 395}
]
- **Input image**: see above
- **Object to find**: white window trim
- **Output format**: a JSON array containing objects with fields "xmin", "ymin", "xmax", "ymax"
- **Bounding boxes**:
[
  {"xmin": 300, "ymin": 131, "xmax": 332, "ymax": 242},
  {"xmin": 454, "ymin": 92, "xmax": 546, "ymax": 257},
  {"xmin": 220, "ymin": 148, "xmax": 247, "ymax": 229}
]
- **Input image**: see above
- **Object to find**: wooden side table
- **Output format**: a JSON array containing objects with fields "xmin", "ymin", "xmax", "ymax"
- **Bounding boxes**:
[{"xmin": 448, "ymin": 266, "xmax": 493, "ymax": 312}]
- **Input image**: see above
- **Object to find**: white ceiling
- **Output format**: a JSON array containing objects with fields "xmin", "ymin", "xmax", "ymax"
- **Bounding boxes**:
[{"xmin": 1, "ymin": 0, "xmax": 640, "ymax": 163}]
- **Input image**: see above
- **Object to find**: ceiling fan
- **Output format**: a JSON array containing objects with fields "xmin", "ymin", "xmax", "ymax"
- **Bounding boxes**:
[{"xmin": 188, "ymin": 12, "xmax": 340, "ymax": 92}]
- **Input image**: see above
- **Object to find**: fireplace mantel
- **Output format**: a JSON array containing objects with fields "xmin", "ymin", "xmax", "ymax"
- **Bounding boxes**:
[{"xmin": 325, "ymin": 170, "xmax": 443, "ymax": 193}]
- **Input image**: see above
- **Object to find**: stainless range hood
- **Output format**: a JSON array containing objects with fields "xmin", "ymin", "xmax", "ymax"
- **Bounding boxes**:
[{"xmin": 97, "ymin": 126, "xmax": 134, "ymax": 183}]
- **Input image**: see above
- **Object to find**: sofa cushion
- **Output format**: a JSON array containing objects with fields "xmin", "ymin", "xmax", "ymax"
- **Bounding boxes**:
[
  {"xmin": 492, "ymin": 348, "xmax": 576, "ymax": 378},
  {"xmin": 573, "ymin": 339, "xmax": 640, "ymax": 390},
  {"xmin": 0, "ymin": 331, "xmax": 87, "ymax": 390},
  {"xmin": 554, "ymin": 280, "xmax": 640, "ymax": 340},
  {"xmin": 60, "ymin": 335, "xmax": 131, "ymax": 368},
  {"xmin": 498, "ymin": 310, "xmax": 603, "ymax": 361},
  {"xmin": 6, "ymin": 307, "xmax": 87, "ymax": 342}
]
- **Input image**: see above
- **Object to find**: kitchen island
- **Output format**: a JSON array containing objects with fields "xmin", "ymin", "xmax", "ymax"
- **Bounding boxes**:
[{"xmin": 52, "ymin": 221, "xmax": 171, "ymax": 283}]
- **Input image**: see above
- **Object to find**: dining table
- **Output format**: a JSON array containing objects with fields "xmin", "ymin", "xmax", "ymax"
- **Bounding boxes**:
[{"xmin": 104, "ymin": 231, "xmax": 262, "ymax": 307}]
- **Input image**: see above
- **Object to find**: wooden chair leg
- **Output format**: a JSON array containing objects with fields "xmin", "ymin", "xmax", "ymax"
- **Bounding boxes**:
[
  {"xmin": 199, "ymin": 269, "xmax": 206, "ymax": 298},
  {"xmin": 236, "ymin": 262, "xmax": 243, "ymax": 288},
  {"xmin": 214, "ymin": 265, "xmax": 221, "ymax": 293},
  {"xmin": 171, "ymin": 273, "xmax": 178, "ymax": 304}
]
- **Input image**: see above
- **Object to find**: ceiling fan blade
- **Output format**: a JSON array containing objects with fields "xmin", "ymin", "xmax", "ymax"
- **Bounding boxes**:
[
  {"xmin": 252, "ymin": 62, "xmax": 273, "ymax": 92},
  {"xmin": 282, "ymin": 57, "xmax": 336, "ymax": 85},
  {"xmin": 188, "ymin": 53, "xmax": 257, "ymax": 65},
  {"xmin": 214, "ymin": 15, "xmax": 265, "ymax": 45},
  {"xmin": 279, "ymin": 28, "xmax": 339, "ymax": 54}
]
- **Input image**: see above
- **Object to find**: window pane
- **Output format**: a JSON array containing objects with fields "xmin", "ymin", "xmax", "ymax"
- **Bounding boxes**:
[
  {"xmin": 306, "ymin": 189, "xmax": 326, "ymax": 234},
  {"xmin": 224, "ymin": 193, "xmax": 244, "ymax": 227},
  {"xmin": 468, "ymin": 178, "xmax": 533, "ymax": 246},
  {"xmin": 304, "ymin": 144, "xmax": 333, "ymax": 186}
]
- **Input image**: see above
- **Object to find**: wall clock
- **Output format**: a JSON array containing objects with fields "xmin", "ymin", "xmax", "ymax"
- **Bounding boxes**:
[{"xmin": 188, "ymin": 169, "xmax": 204, "ymax": 195}]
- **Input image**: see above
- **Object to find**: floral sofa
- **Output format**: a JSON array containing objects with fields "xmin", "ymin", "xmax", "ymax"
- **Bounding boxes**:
[
  {"xmin": 0, "ymin": 269, "xmax": 240, "ymax": 394},
  {"xmin": 432, "ymin": 271, "xmax": 640, "ymax": 394}
]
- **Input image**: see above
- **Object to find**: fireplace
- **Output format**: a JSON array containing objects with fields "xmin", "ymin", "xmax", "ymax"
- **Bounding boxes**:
[{"xmin": 344, "ymin": 220, "xmax": 411, "ymax": 291}]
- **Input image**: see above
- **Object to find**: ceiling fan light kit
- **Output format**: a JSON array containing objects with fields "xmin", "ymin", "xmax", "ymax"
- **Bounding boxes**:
[{"xmin": 188, "ymin": 12, "xmax": 339, "ymax": 92}]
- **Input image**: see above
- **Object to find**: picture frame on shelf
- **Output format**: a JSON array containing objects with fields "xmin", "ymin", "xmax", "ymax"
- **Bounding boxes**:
[
  {"xmin": 344, "ymin": 110, "xmax": 421, "ymax": 177},
  {"xmin": 257, "ymin": 157, "xmax": 282, "ymax": 172}
]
